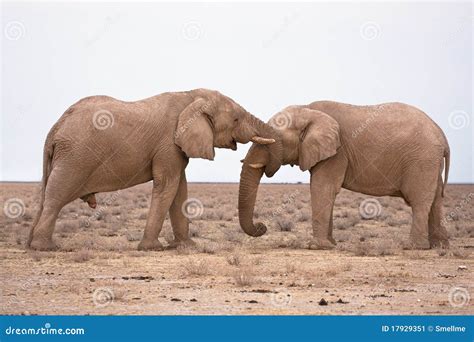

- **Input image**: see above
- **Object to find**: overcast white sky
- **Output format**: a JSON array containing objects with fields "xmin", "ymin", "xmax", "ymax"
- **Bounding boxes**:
[{"xmin": 1, "ymin": 1, "xmax": 472, "ymax": 183}]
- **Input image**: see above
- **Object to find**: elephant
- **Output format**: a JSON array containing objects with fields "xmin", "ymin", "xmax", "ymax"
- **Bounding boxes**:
[
  {"xmin": 28, "ymin": 88, "xmax": 278, "ymax": 251},
  {"xmin": 238, "ymin": 101, "xmax": 450, "ymax": 250}
]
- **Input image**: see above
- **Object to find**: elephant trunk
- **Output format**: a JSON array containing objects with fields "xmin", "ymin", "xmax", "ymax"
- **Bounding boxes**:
[
  {"xmin": 239, "ymin": 113, "xmax": 283, "ymax": 176},
  {"xmin": 238, "ymin": 163, "xmax": 267, "ymax": 237}
]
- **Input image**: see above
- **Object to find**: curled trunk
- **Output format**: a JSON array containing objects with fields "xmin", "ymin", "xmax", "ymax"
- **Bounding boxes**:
[{"xmin": 238, "ymin": 164, "xmax": 267, "ymax": 236}]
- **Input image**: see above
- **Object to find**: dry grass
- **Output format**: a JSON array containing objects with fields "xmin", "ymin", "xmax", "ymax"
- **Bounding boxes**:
[
  {"xmin": 181, "ymin": 259, "xmax": 211, "ymax": 277},
  {"xmin": 1, "ymin": 182, "xmax": 473, "ymax": 315}
]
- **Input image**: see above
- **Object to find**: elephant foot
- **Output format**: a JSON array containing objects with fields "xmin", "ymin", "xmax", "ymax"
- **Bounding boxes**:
[
  {"xmin": 29, "ymin": 237, "xmax": 58, "ymax": 251},
  {"xmin": 137, "ymin": 239, "xmax": 164, "ymax": 251},
  {"xmin": 430, "ymin": 238, "xmax": 450, "ymax": 249},
  {"xmin": 308, "ymin": 238, "xmax": 336, "ymax": 250},
  {"xmin": 167, "ymin": 238, "xmax": 196, "ymax": 250},
  {"xmin": 402, "ymin": 237, "xmax": 431, "ymax": 250}
]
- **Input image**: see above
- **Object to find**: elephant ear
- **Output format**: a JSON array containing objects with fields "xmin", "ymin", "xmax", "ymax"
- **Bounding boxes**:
[
  {"xmin": 297, "ymin": 108, "xmax": 341, "ymax": 171},
  {"xmin": 175, "ymin": 97, "xmax": 215, "ymax": 160}
]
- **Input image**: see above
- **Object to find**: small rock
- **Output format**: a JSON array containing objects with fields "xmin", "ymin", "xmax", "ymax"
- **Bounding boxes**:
[
  {"xmin": 170, "ymin": 298, "xmax": 181, "ymax": 302},
  {"xmin": 458, "ymin": 265, "xmax": 467, "ymax": 271},
  {"xmin": 336, "ymin": 298, "xmax": 349, "ymax": 304},
  {"xmin": 190, "ymin": 298, "xmax": 197, "ymax": 302},
  {"xmin": 248, "ymin": 300, "xmax": 258, "ymax": 304},
  {"xmin": 319, "ymin": 298, "xmax": 328, "ymax": 306},
  {"xmin": 360, "ymin": 237, "xmax": 366, "ymax": 242}
]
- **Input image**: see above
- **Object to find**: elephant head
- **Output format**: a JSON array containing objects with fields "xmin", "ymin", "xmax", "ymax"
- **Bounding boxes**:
[
  {"xmin": 239, "ymin": 105, "xmax": 341, "ymax": 237},
  {"xmin": 174, "ymin": 89, "xmax": 281, "ymax": 160}
]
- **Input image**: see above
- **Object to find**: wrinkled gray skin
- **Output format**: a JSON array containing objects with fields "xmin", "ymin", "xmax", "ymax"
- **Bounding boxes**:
[
  {"xmin": 28, "ymin": 89, "xmax": 278, "ymax": 251},
  {"xmin": 239, "ymin": 101, "xmax": 450, "ymax": 250}
]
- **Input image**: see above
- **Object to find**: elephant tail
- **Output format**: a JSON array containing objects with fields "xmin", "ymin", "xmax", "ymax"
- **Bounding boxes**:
[
  {"xmin": 442, "ymin": 147, "xmax": 450, "ymax": 197},
  {"xmin": 27, "ymin": 137, "xmax": 55, "ymax": 247}
]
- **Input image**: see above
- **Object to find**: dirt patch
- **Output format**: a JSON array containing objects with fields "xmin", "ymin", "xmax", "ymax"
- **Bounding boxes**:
[{"xmin": 1, "ymin": 183, "xmax": 473, "ymax": 314}]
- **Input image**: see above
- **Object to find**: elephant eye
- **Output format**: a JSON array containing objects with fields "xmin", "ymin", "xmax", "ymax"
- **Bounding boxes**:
[{"xmin": 234, "ymin": 118, "xmax": 238, "ymax": 123}]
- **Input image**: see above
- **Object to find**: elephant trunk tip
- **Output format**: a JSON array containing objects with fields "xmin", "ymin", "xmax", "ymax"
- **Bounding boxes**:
[{"xmin": 243, "ymin": 222, "xmax": 267, "ymax": 237}]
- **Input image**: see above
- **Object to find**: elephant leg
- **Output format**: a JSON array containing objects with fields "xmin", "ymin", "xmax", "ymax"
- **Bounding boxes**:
[
  {"xmin": 408, "ymin": 204, "xmax": 431, "ymax": 249},
  {"xmin": 138, "ymin": 168, "xmax": 181, "ymax": 251},
  {"xmin": 29, "ymin": 168, "xmax": 72, "ymax": 250},
  {"xmin": 402, "ymin": 165, "xmax": 438, "ymax": 249},
  {"xmin": 328, "ymin": 206, "xmax": 336, "ymax": 245},
  {"xmin": 29, "ymin": 199, "xmax": 63, "ymax": 250},
  {"xmin": 167, "ymin": 171, "xmax": 196, "ymax": 249},
  {"xmin": 308, "ymin": 154, "xmax": 347, "ymax": 250},
  {"xmin": 429, "ymin": 178, "xmax": 449, "ymax": 248}
]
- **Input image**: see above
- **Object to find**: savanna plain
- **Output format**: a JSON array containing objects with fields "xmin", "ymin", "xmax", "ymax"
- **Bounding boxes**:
[{"xmin": 1, "ymin": 182, "xmax": 473, "ymax": 315}]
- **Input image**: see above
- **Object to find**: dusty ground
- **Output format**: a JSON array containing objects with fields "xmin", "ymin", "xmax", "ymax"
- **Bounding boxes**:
[{"xmin": 1, "ymin": 182, "xmax": 473, "ymax": 315}]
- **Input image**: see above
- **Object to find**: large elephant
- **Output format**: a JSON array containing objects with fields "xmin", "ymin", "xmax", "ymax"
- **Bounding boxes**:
[
  {"xmin": 239, "ymin": 101, "xmax": 450, "ymax": 249},
  {"xmin": 28, "ymin": 88, "xmax": 278, "ymax": 250}
]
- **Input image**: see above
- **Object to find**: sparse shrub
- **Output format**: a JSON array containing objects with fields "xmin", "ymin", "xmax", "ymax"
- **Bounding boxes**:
[
  {"xmin": 233, "ymin": 268, "xmax": 254, "ymax": 287},
  {"xmin": 226, "ymin": 254, "xmax": 241, "ymax": 266},
  {"xmin": 198, "ymin": 241, "xmax": 220, "ymax": 254},
  {"xmin": 275, "ymin": 218, "xmax": 295, "ymax": 232},
  {"xmin": 182, "ymin": 260, "xmax": 211, "ymax": 276},
  {"xmin": 298, "ymin": 211, "xmax": 311, "ymax": 222},
  {"xmin": 72, "ymin": 249, "xmax": 92, "ymax": 263}
]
